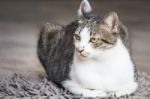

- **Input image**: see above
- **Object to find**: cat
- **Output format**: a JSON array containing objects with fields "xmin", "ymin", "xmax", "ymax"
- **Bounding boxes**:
[{"xmin": 37, "ymin": 0, "xmax": 138, "ymax": 98}]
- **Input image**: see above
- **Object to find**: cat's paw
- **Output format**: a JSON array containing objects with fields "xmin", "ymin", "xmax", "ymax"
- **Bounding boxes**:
[
  {"xmin": 109, "ymin": 90, "xmax": 133, "ymax": 97},
  {"xmin": 108, "ymin": 91, "xmax": 129, "ymax": 98},
  {"xmin": 108, "ymin": 82, "xmax": 138, "ymax": 97},
  {"xmin": 82, "ymin": 90, "xmax": 107, "ymax": 98},
  {"xmin": 108, "ymin": 87, "xmax": 137, "ymax": 97}
]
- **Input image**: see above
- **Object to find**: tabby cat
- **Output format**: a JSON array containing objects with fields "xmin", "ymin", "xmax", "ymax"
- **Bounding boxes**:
[{"xmin": 38, "ymin": 0, "xmax": 138, "ymax": 98}]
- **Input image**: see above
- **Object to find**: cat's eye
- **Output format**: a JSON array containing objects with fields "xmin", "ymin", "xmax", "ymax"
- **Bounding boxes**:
[
  {"xmin": 101, "ymin": 39, "xmax": 112, "ymax": 44},
  {"xmin": 74, "ymin": 34, "xmax": 80, "ymax": 40},
  {"xmin": 101, "ymin": 39, "xmax": 109, "ymax": 43},
  {"xmin": 90, "ymin": 37, "xmax": 98, "ymax": 43}
]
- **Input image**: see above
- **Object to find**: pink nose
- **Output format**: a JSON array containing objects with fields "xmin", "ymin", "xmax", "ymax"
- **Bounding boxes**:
[
  {"xmin": 76, "ymin": 46, "xmax": 84, "ymax": 53},
  {"xmin": 76, "ymin": 48, "xmax": 84, "ymax": 53}
]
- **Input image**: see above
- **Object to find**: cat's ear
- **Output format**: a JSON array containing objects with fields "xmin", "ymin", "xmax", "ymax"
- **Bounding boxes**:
[
  {"xmin": 103, "ymin": 12, "xmax": 119, "ymax": 33},
  {"xmin": 78, "ymin": 0, "xmax": 92, "ymax": 18}
]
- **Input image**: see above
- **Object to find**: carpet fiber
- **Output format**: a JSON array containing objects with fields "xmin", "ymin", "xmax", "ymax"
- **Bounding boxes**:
[{"xmin": 0, "ymin": 72, "xmax": 150, "ymax": 99}]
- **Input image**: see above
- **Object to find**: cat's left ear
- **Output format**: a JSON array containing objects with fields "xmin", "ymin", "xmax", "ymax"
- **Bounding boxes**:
[
  {"xmin": 78, "ymin": 0, "xmax": 92, "ymax": 18},
  {"xmin": 103, "ymin": 12, "xmax": 119, "ymax": 33}
]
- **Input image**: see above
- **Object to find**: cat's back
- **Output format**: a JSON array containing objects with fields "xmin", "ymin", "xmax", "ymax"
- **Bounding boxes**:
[
  {"xmin": 37, "ymin": 22, "xmax": 78, "ymax": 83},
  {"xmin": 37, "ymin": 23, "xmax": 63, "ymax": 73}
]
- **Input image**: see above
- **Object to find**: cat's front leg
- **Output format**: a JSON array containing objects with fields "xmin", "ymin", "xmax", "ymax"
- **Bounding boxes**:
[{"xmin": 62, "ymin": 80, "xmax": 107, "ymax": 98}]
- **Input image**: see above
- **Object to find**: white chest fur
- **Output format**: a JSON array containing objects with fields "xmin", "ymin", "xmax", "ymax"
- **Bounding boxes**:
[{"xmin": 69, "ymin": 39, "xmax": 135, "ymax": 91}]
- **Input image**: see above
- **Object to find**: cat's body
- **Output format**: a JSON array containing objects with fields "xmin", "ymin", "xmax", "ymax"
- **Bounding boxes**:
[{"xmin": 38, "ymin": 0, "xmax": 138, "ymax": 97}]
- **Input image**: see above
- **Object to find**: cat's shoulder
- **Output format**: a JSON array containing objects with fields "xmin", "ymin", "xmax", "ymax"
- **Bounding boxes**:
[
  {"xmin": 40, "ymin": 21, "xmax": 78, "ymax": 35},
  {"xmin": 41, "ymin": 22, "xmax": 63, "ymax": 33}
]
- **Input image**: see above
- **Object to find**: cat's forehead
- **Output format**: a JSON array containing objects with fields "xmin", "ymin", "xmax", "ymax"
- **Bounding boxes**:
[
  {"xmin": 75, "ymin": 20, "xmax": 97, "ymax": 34},
  {"xmin": 75, "ymin": 17, "xmax": 114, "ymax": 40},
  {"xmin": 75, "ymin": 21, "xmax": 110, "ymax": 36}
]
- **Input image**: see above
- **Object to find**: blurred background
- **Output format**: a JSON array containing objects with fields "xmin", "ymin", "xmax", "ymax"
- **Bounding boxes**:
[{"xmin": 0, "ymin": 0, "xmax": 150, "ymax": 76}]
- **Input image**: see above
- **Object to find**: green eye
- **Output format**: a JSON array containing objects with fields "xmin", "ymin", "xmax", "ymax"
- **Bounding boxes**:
[
  {"xmin": 74, "ymin": 34, "xmax": 80, "ymax": 40},
  {"xmin": 90, "ymin": 37, "xmax": 98, "ymax": 43}
]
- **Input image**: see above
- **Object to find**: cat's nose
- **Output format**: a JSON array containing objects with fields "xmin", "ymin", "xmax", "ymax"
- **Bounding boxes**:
[
  {"xmin": 76, "ymin": 46, "xmax": 84, "ymax": 53},
  {"xmin": 77, "ymin": 49, "xmax": 84, "ymax": 53}
]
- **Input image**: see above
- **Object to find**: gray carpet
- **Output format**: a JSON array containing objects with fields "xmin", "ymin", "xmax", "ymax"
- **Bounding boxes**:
[{"xmin": 0, "ymin": 71, "xmax": 150, "ymax": 99}]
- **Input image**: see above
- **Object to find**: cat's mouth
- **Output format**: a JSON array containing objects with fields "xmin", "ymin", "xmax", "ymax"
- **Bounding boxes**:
[
  {"xmin": 79, "ymin": 53, "xmax": 88, "ymax": 57},
  {"xmin": 75, "ymin": 48, "xmax": 89, "ymax": 57},
  {"xmin": 76, "ymin": 51, "xmax": 88, "ymax": 57}
]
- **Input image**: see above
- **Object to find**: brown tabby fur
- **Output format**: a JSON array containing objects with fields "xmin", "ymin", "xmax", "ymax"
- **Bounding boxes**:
[{"xmin": 37, "ymin": 21, "xmax": 78, "ymax": 83}]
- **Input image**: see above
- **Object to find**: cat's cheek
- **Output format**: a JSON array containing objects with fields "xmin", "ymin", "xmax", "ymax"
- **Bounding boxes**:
[
  {"xmin": 74, "ymin": 42, "xmax": 79, "ymax": 48},
  {"xmin": 86, "ymin": 47, "xmax": 97, "ymax": 57},
  {"xmin": 90, "ymin": 49, "xmax": 101, "ymax": 58}
]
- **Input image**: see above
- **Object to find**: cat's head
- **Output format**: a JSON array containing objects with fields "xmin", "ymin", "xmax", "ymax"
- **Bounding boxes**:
[{"xmin": 74, "ymin": 0, "xmax": 124, "ymax": 59}]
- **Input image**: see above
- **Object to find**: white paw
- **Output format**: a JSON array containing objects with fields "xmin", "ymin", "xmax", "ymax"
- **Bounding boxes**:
[
  {"xmin": 108, "ymin": 88, "xmax": 137, "ymax": 97},
  {"xmin": 109, "ymin": 91, "xmax": 128, "ymax": 97},
  {"xmin": 111, "ymin": 90, "xmax": 133, "ymax": 97},
  {"xmin": 82, "ymin": 90, "xmax": 107, "ymax": 98},
  {"xmin": 109, "ymin": 82, "xmax": 138, "ymax": 97}
]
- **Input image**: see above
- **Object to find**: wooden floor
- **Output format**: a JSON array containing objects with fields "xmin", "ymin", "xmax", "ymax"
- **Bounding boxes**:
[{"xmin": 0, "ymin": 0, "xmax": 150, "ymax": 75}]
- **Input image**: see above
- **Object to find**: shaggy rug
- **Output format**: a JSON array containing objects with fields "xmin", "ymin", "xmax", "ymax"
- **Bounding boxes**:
[{"xmin": 0, "ymin": 72, "xmax": 150, "ymax": 99}]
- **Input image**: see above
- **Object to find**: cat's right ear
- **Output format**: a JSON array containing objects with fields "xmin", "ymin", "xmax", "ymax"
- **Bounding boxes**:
[{"xmin": 78, "ymin": 0, "xmax": 92, "ymax": 18}]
